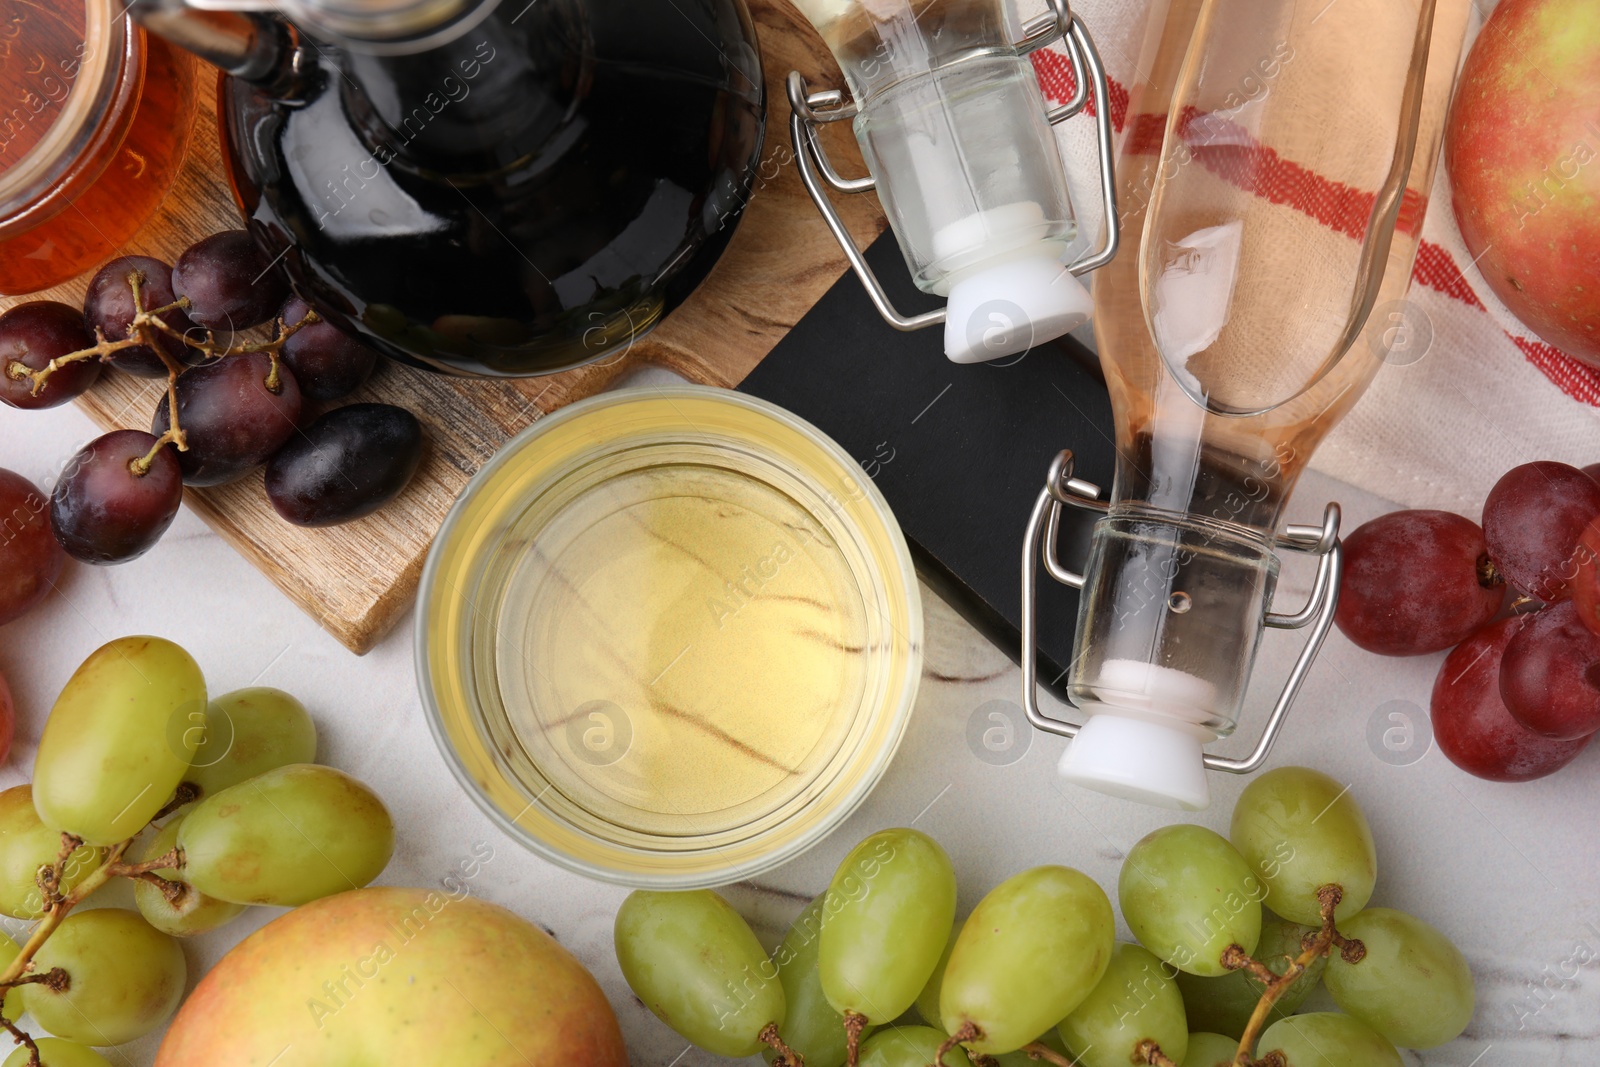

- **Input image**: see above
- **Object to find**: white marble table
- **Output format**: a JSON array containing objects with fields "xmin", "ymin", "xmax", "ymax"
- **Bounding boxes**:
[{"xmin": 1, "ymin": 382, "xmax": 1595, "ymax": 1067}]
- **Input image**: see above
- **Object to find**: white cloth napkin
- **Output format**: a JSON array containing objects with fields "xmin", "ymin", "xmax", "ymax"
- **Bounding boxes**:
[{"xmin": 1036, "ymin": 0, "xmax": 1600, "ymax": 516}]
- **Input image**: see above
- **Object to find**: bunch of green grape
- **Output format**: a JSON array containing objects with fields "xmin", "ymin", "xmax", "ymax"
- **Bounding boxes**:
[
  {"xmin": 0, "ymin": 635, "xmax": 396, "ymax": 1059},
  {"xmin": 613, "ymin": 828, "xmax": 1117, "ymax": 1066},
  {"xmin": 614, "ymin": 768, "xmax": 1477, "ymax": 1067},
  {"xmin": 1115, "ymin": 766, "xmax": 1475, "ymax": 1065}
]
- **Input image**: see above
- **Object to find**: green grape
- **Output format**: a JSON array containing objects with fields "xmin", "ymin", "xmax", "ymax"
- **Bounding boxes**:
[
  {"xmin": 0, "ymin": 785, "xmax": 104, "ymax": 919},
  {"xmin": 1058, "ymin": 943, "xmax": 1189, "ymax": 1067},
  {"xmin": 178, "ymin": 764, "xmax": 393, "ymax": 906},
  {"xmin": 913, "ymin": 927, "xmax": 959, "ymax": 1031},
  {"xmin": 0, "ymin": 933, "xmax": 22, "ymax": 1021},
  {"xmin": 1174, "ymin": 914, "xmax": 1327, "ymax": 1037},
  {"xmin": 1180, "ymin": 1031, "xmax": 1243, "ymax": 1067},
  {"xmin": 1257, "ymin": 1012, "xmax": 1402, "ymax": 1067},
  {"xmin": 858, "ymin": 1025, "xmax": 972, "ymax": 1067},
  {"xmin": 819, "ymin": 828, "xmax": 956, "ymax": 1025},
  {"xmin": 991, "ymin": 1029, "xmax": 1070, "ymax": 1067},
  {"xmin": 179, "ymin": 687, "xmax": 318, "ymax": 810},
  {"xmin": 1229, "ymin": 767, "xmax": 1376, "ymax": 926},
  {"xmin": 132, "ymin": 817, "xmax": 247, "ymax": 936},
  {"xmin": 1120, "ymin": 824, "xmax": 1263, "ymax": 977},
  {"xmin": 762, "ymin": 895, "xmax": 869, "ymax": 1067},
  {"xmin": 614, "ymin": 889, "xmax": 784, "ymax": 1058},
  {"xmin": 941, "ymin": 866, "xmax": 1115, "ymax": 1056},
  {"xmin": 1324, "ymin": 908, "xmax": 1474, "ymax": 1049},
  {"xmin": 33, "ymin": 636, "xmax": 206, "ymax": 845},
  {"xmin": 21, "ymin": 908, "xmax": 186, "ymax": 1045},
  {"xmin": 2, "ymin": 1039, "xmax": 112, "ymax": 1067}
]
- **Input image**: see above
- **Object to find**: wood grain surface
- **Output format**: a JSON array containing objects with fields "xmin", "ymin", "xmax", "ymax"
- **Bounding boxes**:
[{"xmin": 11, "ymin": 0, "xmax": 888, "ymax": 654}]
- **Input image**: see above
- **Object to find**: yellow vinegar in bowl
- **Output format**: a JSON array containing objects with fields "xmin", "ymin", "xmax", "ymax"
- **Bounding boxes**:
[{"xmin": 418, "ymin": 387, "xmax": 922, "ymax": 888}]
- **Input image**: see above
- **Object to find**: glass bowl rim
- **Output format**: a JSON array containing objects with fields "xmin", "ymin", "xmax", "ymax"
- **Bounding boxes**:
[{"xmin": 415, "ymin": 384, "xmax": 924, "ymax": 888}]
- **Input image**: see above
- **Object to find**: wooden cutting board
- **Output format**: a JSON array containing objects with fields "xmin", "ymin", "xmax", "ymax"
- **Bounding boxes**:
[{"xmin": 14, "ymin": 0, "xmax": 888, "ymax": 654}]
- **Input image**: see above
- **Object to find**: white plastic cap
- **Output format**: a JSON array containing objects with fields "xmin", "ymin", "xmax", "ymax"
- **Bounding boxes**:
[
  {"xmin": 943, "ymin": 253, "xmax": 1093, "ymax": 364},
  {"xmin": 1058, "ymin": 713, "xmax": 1212, "ymax": 811}
]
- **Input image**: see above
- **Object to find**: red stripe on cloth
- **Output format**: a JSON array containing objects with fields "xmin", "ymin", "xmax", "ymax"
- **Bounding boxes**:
[
  {"xmin": 1030, "ymin": 49, "xmax": 1129, "ymax": 132},
  {"xmin": 1043, "ymin": 71, "xmax": 1597, "ymax": 406},
  {"xmin": 1412, "ymin": 240, "xmax": 1485, "ymax": 309},
  {"xmin": 1510, "ymin": 336, "xmax": 1600, "ymax": 406}
]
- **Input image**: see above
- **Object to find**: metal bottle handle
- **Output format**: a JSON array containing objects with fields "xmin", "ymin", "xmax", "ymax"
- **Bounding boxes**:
[
  {"xmin": 1020, "ymin": 450, "xmax": 1345, "ymax": 775},
  {"xmin": 786, "ymin": 0, "xmax": 1121, "ymax": 333}
]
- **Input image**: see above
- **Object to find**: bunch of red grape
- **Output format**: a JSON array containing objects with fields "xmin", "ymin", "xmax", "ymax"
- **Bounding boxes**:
[
  {"xmin": 0, "ymin": 230, "xmax": 423, "ymax": 583},
  {"xmin": 1336, "ymin": 461, "xmax": 1600, "ymax": 782}
]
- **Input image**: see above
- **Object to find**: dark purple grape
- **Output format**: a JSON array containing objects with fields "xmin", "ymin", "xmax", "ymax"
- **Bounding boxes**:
[
  {"xmin": 151, "ymin": 353, "xmax": 303, "ymax": 487},
  {"xmin": 1432, "ymin": 617, "xmax": 1592, "ymax": 782},
  {"xmin": 84, "ymin": 256, "xmax": 201, "ymax": 378},
  {"xmin": 1584, "ymin": 463, "xmax": 1600, "ymax": 487},
  {"xmin": 265, "ymin": 404, "xmax": 422, "ymax": 527},
  {"xmin": 51, "ymin": 431, "xmax": 183, "ymax": 564},
  {"xmin": 1334, "ymin": 510, "xmax": 1504, "ymax": 656},
  {"xmin": 0, "ymin": 302, "xmax": 99, "ymax": 410},
  {"xmin": 1482, "ymin": 462, "xmax": 1600, "ymax": 602},
  {"xmin": 172, "ymin": 231, "xmax": 289, "ymax": 331},
  {"xmin": 0, "ymin": 468, "xmax": 66, "ymax": 625},
  {"xmin": 279, "ymin": 297, "xmax": 378, "ymax": 401},
  {"xmin": 1500, "ymin": 601, "xmax": 1600, "ymax": 741}
]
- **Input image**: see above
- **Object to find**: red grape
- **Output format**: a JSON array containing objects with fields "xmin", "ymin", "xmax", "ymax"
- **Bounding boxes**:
[
  {"xmin": 1481, "ymin": 461, "xmax": 1600, "ymax": 602},
  {"xmin": 172, "ymin": 230, "xmax": 289, "ymax": 331},
  {"xmin": 265, "ymin": 404, "xmax": 423, "ymax": 527},
  {"xmin": 0, "ymin": 302, "xmax": 99, "ymax": 410},
  {"xmin": 1584, "ymin": 463, "xmax": 1600, "ymax": 486},
  {"xmin": 1500, "ymin": 601, "xmax": 1600, "ymax": 741},
  {"xmin": 1431, "ymin": 616, "xmax": 1593, "ymax": 781},
  {"xmin": 280, "ymin": 297, "xmax": 378, "ymax": 401},
  {"xmin": 1573, "ymin": 517, "xmax": 1600, "ymax": 637},
  {"xmin": 1334, "ymin": 510, "xmax": 1503, "ymax": 656},
  {"xmin": 151, "ymin": 352, "xmax": 302, "ymax": 487},
  {"xmin": 84, "ymin": 256, "xmax": 201, "ymax": 378},
  {"xmin": 0, "ymin": 468, "xmax": 65, "ymax": 626},
  {"xmin": 0, "ymin": 668, "xmax": 12, "ymax": 765},
  {"xmin": 51, "ymin": 431, "xmax": 184, "ymax": 565}
]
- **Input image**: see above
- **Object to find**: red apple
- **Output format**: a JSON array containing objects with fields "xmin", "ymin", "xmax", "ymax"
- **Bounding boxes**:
[
  {"xmin": 157, "ymin": 887, "xmax": 630, "ymax": 1066},
  {"xmin": 1446, "ymin": 0, "xmax": 1600, "ymax": 365}
]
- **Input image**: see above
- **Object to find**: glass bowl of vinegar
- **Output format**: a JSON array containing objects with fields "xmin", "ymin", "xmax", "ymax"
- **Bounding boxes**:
[{"xmin": 417, "ymin": 387, "xmax": 923, "ymax": 888}]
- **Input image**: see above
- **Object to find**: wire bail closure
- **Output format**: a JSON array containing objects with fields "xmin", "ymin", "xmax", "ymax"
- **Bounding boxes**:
[
  {"xmin": 785, "ymin": 0, "xmax": 1120, "ymax": 334},
  {"xmin": 1020, "ymin": 450, "xmax": 1345, "ymax": 776}
]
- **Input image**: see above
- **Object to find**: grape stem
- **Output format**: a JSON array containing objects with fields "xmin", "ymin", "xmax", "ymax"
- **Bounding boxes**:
[
  {"xmin": 1016, "ymin": 1040, "xmax": 1078, "ymax": 1066},
  {"xmin": 842, "ymin": 1010, "xmax": 869, "ymax": 1067},
  {"xmin": 0, "ymin": 805, "xmax": 193, "ymax": 1061},
  {"xmin": 0, "ymin": 835, "xmax": 132, "ymax": 992},
  {"xmin": 104, "ymin": 846, "xmax": 190, "ymax": 907},
  {"xmin": 0, "ymin": 967, "xmax": 67, "ymax": 993},
  {"xmin": 1220, "ymin": 944, "xmax": 1281, "ymax": 985},
  {"xmin": 1229, "ymin": 885, "xmax": 1366, "ymax": 1067},
  {"xmin": 152, "ymin": 782, "xmax": 202, "ymax": 822},
  {"xmin": 934, "ymin": 1022, "xmax": 983, "ymax": 1066},
  {"xmin": 105, "ymin": 846, "xmax": 182, "ymax": 878},
  {"xmin": 0, "ymin": 1011, "xmax": 42, "ymax": 1067},
  {"xmin": 1134, "ymin": 1039, "xmax": 1180, "ymax": 1067},
  {"xmin": 18, "ymin": 270, "xmax": 320, "ymax": 461},
  {"xmin": 759, "ymin": 1021, "xmax": 805, "ymax": 1067}
]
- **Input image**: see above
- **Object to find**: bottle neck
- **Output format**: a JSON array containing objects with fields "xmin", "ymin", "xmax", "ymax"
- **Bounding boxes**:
[{"xmin": 1070, "ymin": 509, "xmax": 1279, "ymax": 738}]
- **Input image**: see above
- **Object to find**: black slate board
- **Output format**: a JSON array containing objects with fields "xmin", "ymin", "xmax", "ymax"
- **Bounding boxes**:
[{"xmin": 738, "ymin": 233, "xmax": 1118, "ymax": 702}]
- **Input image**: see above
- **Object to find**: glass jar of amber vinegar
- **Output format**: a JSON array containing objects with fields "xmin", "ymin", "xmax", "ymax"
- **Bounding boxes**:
[{"xmin": 0, "ymin": 0, "xmax": 199, "ymax": 295}]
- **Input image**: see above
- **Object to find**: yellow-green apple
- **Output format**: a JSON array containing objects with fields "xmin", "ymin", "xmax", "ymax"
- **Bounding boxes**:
[
  {"xmin": 1447, "ymin": 0, "xmax": 1600, "ymax": 366},
  {"xmin": 156, "ymin": 887, "xmax": 629, "ymax": 1066}
]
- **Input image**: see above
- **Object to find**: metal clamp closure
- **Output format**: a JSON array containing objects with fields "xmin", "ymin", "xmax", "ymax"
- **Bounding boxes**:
[
  {"xmin": 785, "ymin": 0, "xmax": 1120, "ymax": 333},
  {"xmin": 1020, "ymin": 450, "xmax": 1344, "ymax": 776}
]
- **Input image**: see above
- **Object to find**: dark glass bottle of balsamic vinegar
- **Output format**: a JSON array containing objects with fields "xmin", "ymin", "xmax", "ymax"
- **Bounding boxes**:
[{"xmin": 136, "ymin": 0, "xmax": 765, "ymax": 377}]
